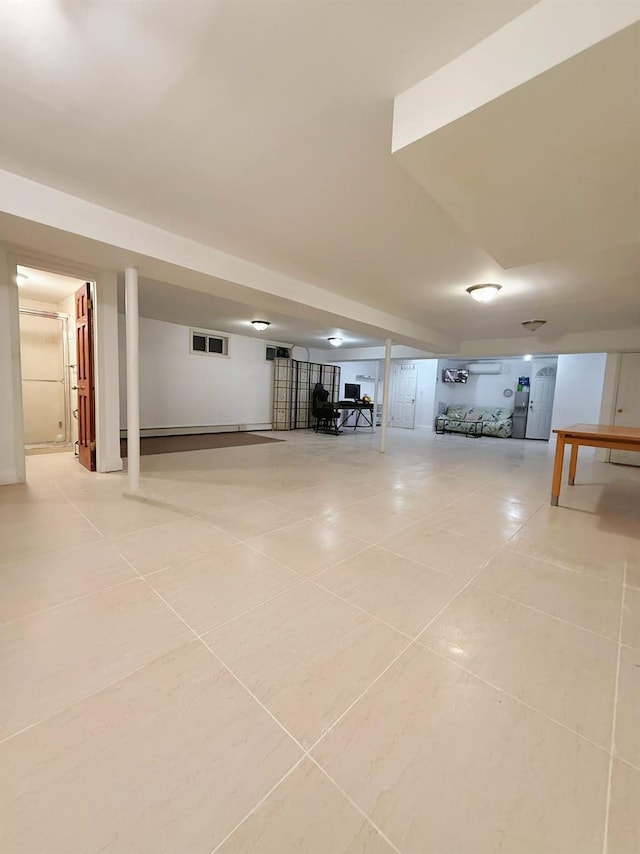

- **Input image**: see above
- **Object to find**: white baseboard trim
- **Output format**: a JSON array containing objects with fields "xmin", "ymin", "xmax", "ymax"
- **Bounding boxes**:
[
  {"xmin": 120, "ymin": 423, "xmax": 273, "ymax": 439},
  {"xmin": 98, "ymin": 457, "xmax": 124, "ymax": 473},
  {"xmin": 0, "ymin": 469, "xmax": 24, "ymax": 485}
]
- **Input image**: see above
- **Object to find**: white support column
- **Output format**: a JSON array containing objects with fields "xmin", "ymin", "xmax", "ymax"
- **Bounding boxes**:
[
  {"xmin": 94, "ymin": 271, "xmax": 123, "ymax": 472},
  {"xmin": 379, "ymin": 338, "xmax": 392, "ymax": 453},
  {"xmin": 0, "ymin": 247, "xmax": 25, "ymax": 484},
  {"xmin": 124, "ymin": 267, "xmax": 140, "ymax": 493},
  {"xmin": 374, "ymin": 359, "xmax": 380, "ymax": 430}
]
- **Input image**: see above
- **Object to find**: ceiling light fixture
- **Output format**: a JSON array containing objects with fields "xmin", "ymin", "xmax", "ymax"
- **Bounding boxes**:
[
  {"xmin": 521, "ymin": 319, "xmax": 547, "ymax": 332},
  {"xmin": 16, "ymin": 273, "xmax": 28, "ymax": 285},
  {"xmin": 327, "ymin": 337, "xmax": 343, "ymax": 347},
  {"xmin": 466, "ymin": 283, "xmax": 502, "ymax": 303},
  {"xmin": 251, "ymin": 320, "xmax": 270, "ymax": 332},
  {"xmin": 524, "ymin": 354, "xmax": 533, "ymax": 361}
]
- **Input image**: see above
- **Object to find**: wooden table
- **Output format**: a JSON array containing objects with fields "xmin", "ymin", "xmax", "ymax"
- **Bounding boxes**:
[{"xmin": 551, "ymin": 424, "xmax": 640, "ymax": 505}]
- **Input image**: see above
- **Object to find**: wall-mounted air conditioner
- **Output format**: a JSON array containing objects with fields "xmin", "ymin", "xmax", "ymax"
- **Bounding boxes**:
[{"xmin": 466, "ymin": 362, "xmax": 502, "ymax": 375}]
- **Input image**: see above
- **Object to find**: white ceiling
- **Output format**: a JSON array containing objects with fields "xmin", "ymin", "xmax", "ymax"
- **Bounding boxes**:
[
  {"xmin": 17, "ymin": 266, "xmax": 85, "ymax": 305},
  {"xmin": 0, "ymin": 0, "xmax": 638, "ymax": 349},
  {"xmin": 121, "ymin": 276, "xmax": 383, "ymax": 350}
]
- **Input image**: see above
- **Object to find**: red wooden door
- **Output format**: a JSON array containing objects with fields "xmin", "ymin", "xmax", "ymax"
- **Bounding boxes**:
[{"xmin": 75, "ymin": 282, "xmax": 96, "ymax": 471}]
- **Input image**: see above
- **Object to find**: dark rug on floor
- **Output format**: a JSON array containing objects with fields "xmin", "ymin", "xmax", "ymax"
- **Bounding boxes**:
[{"xmin": 120, "ymin": 432, "xmax": 283, "ymax": 457}]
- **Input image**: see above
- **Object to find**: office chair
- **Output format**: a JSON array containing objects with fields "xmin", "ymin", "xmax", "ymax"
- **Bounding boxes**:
[{"xmin": 312, "ymin": 389, "xmax": 341, "ymax": 435}]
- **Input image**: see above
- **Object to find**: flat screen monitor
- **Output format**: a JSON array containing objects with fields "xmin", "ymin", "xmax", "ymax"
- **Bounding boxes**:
[{"xmin": 344, "ymin": 383, "xmax": 361, "ymax": 400}]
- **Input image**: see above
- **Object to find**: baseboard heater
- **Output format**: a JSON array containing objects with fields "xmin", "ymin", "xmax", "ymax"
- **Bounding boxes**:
[{"xmin": 120, "ymin": 423, "xmax": 272, "ymax": 439}]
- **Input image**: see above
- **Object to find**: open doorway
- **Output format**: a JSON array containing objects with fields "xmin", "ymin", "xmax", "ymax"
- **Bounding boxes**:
[{"xmin": 17, "ymin": 266, "xmax": 94, "ymax": 465}]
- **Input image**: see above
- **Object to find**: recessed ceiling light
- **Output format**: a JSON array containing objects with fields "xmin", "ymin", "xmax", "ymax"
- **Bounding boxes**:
[
  {"xmin": 521, "ymin": 319, "xmax": 547, "ymax": 332},
  {"xmin": 327, "ymin": 337, "xmax": 343, "ymax": 347},
  {"xmin": 251, "ymin": 320, "xmax": 270, "ymax": 331},
  {"xmin": 466, "ymin": 283, "xmax": 502, "ymax": 302},
  {"xmin": 16, "ymin": 273, "xmax": 28, "ymax": 285}
]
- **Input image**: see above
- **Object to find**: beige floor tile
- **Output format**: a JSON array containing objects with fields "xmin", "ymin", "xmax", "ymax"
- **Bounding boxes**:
[
  {"xmin": 200, "ymin": 499, "xmax": 306, "ymax": 540},
  {"xmin": 424, "ymin": 499, "xmax": 527, "ymax": 547},
  {"xmin": 621, "ymin": 587, "xmax": 640, "ymax": 650},
  {"xmin": 111, "ymin": 516, "xmax": 238, "ymax": 574},
  {"xmin": 217, "ymin": 759, "xmax": 394, "ymax": 853},
  {"xmin": 626, "ymin": 559, "xmax": 640, "ymax": 591},
  {"xmin": 474, "ymin": 550, "xmax": 622, "ymax": 639},
  {"xmin": 607, "ymin": 760, "xmax": 640, "ymax": 854},
  {"xmin": 147, "ymin": 544, "xmax": 302, "ymax": 634},
  {"xmin": 0, "ymin": 506, "xmax": 102, "ymax": 565},
  {"xmin": 265, "ymin": 478, "xmax": 387, "ymax": 518},
  {"xmin": 378, "ymin": 523, "xmax": 498, "ymax": 581},
  {"xmin": 247, "ymin": 518, "xmax": 367, "ymax": 576},
  {"xmin": 313, "ymin": 644, "xmax": 609, "ymax": 854},
  {"xmin": 171, "ymin": 482, "xmax": 287, "ymax": 515},
  {"xmin": 0, "ymin": 580, "xmax": 191, "ymax": 738},
  {"xmin": 615, "ymin": 645, "xmax": 640, "ymax": 768},
  {"xmin": 204, "ymin": 584, "xmax": 407, "ymax": 747},
  {"xmin": 316, "ymin": 546, "xmax": 464, "ymax": 636},
  {"xmin": 509, "ymin": 512, "xmax": 628, "ymax": 584},
  {"xmin": 0, "ymin": 540, "xmax": 137, "ymax": 623},
  {"xmin": 324, "ymin": 493, "xmax": 424, "ymax": 544},
  {"xmin": 0, "ymin": 643, "xmax": 300, "ymax": 854},
  {"xmin": 419, "ymin": 586, "xmax": 617, "ymax": 746},
  {"xmin": 74, "ymin": 494, "xmax": 192, "ymax": 537}
]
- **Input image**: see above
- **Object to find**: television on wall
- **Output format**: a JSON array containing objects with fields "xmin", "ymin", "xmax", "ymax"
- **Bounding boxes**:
[{"xmin": 442, "ymin": 368, "xmax": 469, "ymax": 384}]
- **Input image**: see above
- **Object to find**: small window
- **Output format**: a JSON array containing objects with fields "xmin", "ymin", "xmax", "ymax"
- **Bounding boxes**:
[
  {"xmin": 190, "ymin": 328, "xmax": 229, "ymax": 357},
  {"xmin": 192, "ymin": 334, "xmax": 207, "ymax": 353}
]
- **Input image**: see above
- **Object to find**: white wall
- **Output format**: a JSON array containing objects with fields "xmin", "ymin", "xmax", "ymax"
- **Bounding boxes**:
[
  {"xmin": 435, "ymin": 357, "xmax": 532, "ymax": 411},
  {"xmin": 415, "ymin": 359, "xmax": 438, "ymax": 427},
  {"xmin": 0, "ymin": 246, "xmax": 25, "ymax": 483},
  {"xmin": 119, "ymin": 315, "xmax": 274, "ymax": 431},
  {"xmin": 550, "ymin": 353, "xmax": 608, "ymax": 446},
  {"xmin": 334, "ymin": 360, "xmax": 380, "ymax": 400}
]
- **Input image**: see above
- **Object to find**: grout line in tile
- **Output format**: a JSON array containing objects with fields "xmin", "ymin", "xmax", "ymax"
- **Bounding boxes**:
[
  {"xmin": 0, "ymin": 574, "xmax": 142, "ymax": 628},
  {"xmin": 602, "ymin": 560, "xmax": 628, "ymax": 854},
  {"xmin": 417, "ymin": 639, "xmax": 611, "ymax": 757},
  {"xmin": 501, "ymin": 543, "xmax": 627, "ymax": 588},
  {"xmin": 306, "ymin": 543, "xmax": 503, "ymax": 756},
  {"xmin": 467, "ymin": 581, "xmax": 621, "ymax": 644},
  {"xmin": 308, "ymin": 576, "xmax": 415, "ymax": 643},
  {"xmin": 0, "ymin": 651, "xmax": 171, "ymax": 746},
  {"xmin": 208, "ymin": 756, "xmax": 307, "ymax": 854},
  {"xmin": 117, "ymin": 553, "xmax": 309, "ymax": 756},
  {"xmin": 307, "ymin": 756, "xmax": 403, "ymax": 854}
]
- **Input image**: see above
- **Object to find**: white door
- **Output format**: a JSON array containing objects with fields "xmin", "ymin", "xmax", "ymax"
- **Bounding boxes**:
[
  {"xmin": 526, "ymin": 362, "xmax": 557, "ymax": 440},
  {"xmin": 391, "ymin": 361, "xmax": 417, "ymax": 428},
  {"xmin": 611, "ymin": 352, "xmax": 640, "ymax": 466}
]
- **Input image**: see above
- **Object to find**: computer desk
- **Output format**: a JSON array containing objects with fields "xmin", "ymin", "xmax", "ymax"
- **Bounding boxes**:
[{"xmin": 336, "ymin": 400, "xmax": 375, "ymax": 431}]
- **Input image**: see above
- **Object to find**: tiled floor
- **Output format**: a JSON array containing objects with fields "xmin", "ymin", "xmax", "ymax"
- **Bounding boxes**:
[{"xmin": 1, "ymin": 428, "xmax": 638, "ymax": 853}]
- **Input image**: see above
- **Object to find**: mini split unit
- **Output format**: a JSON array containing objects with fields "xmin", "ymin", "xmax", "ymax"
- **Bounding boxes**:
[{"xmin": 465, "ymin": 362, "xmax": 502, "ymax": 375}]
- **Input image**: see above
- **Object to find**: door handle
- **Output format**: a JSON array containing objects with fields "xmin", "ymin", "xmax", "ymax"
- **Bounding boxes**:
[{"xmin": 617, "ymin": 408, "xmax": 623, "ymax": 413}]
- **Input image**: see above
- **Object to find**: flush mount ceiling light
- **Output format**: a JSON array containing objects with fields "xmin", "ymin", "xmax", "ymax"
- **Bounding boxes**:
[
  {"xmin": 524, "ymin": 354, "xmax": 533, "ymax": 361},
  {"xmin": 327, "ymin": 337, "xmax": 343, "ymax": 347},
  {"xmin": 466, "ymin": 283, "xmax": 502, "ymax": 303},
  {"xmin": 521, "ymin": 319, "xmax": 547, "ymax": 332},
  {"xmin": 251, "ymin": 320, "xmax": 270, "ymax": 331}
]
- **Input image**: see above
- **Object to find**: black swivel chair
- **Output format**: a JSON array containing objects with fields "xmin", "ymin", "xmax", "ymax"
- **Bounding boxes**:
[{"xmin": 312, "ymin": 387, "xmax": 341, "ymax": 435}]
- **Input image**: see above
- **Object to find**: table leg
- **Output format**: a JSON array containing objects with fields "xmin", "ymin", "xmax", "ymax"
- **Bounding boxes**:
[
  {"xmin": 551, "ymin": 435, "xmax": 565, "ymax": 506},
  {"xmin": 568, "ymin": 442, "xmax": 579, "ymax": 485}
]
